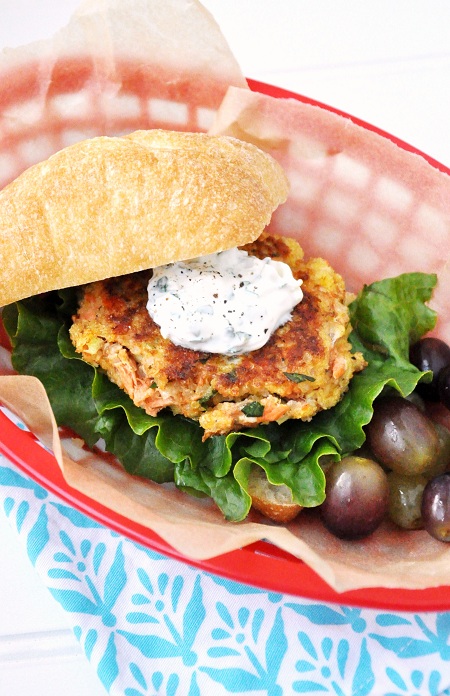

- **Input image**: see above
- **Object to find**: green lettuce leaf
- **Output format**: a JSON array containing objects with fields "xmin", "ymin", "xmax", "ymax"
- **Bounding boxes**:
[
  {"xmin": 2, "ymin": 272, "xmax": 437, "ymax": 521},
  {"xmin": 3, "ymin": 297, "xmax": 100, "ymax": 446}
]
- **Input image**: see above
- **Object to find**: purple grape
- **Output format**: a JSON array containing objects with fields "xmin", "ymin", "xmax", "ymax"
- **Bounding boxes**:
[
  {"xmin": 319, "ymin": 456, "xmax": 389, "ymax": 540},
  {"xmin": 429, "ymin": 423, "xmax": 450, "ymax": 477},
  {"xmin": 421, "ymin": 473, "xmax": 450, "ymax": 542},
  {"xmin": 410, "ymin": 337, "xmax": 450, "ymax": 401},
  {"xmin": 438, "ymin": 365, "xmax": 450, "ymax": 410},
  {"xmin": 366, "ymin": 396, "xmax": 440, "ymax": 475}
]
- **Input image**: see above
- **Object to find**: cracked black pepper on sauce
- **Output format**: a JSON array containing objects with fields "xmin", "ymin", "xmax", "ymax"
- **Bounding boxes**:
[{"xmin": 146, "ymin": 247, "xmax": 303, "ymax": 355}]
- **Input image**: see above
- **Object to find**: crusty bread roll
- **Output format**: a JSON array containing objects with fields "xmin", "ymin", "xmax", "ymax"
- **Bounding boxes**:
[{"xmin": 0, "ymin": 129, "xmax": 289, "ymax": 306}]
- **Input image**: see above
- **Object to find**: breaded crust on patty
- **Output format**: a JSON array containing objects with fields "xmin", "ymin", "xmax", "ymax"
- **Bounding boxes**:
[{"xmin": 69, "ymin": 233, "xmax": 366, "ymax": 438}]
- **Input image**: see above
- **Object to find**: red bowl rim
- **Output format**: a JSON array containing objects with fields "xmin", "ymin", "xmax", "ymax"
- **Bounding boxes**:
[{"xmin": 1, "ymin": 78, "xmax": 450, "ymax": 612}]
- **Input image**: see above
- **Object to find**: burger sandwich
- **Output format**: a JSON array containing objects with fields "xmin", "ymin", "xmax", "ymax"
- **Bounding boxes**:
[{"xmin": 0, "ymin": 129, "xmax": 436, "ymax": 524}]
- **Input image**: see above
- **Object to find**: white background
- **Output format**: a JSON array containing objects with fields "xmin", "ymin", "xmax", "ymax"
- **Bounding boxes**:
[
  {"xmin": 1, "ymin": 1, "xmax": 450, "ymax": 694},
  {"xmin": 1, "ymin": 0, "xmax": 450, "ymax": 166}
]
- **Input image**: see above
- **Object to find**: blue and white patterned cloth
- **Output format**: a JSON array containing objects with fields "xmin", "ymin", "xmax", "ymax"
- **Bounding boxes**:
[{"xmin": 1, "ymin": 447, "xmax": 450, "ymax": 695}]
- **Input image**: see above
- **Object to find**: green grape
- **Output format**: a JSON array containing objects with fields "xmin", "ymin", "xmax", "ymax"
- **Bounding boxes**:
[{"xmin": 387, "ymin": 472, "xmax": 427, "ymax": 530}]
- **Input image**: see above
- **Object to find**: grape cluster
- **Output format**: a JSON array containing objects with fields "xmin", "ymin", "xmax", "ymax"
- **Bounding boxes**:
[{"xmin": 318, "ymin": 337, "xmax": 450, "ymax": 542}]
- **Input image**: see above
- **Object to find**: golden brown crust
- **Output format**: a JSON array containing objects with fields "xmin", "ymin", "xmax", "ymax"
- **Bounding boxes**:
[{"xmin": 0, "ymin": 129, "xmax": 289, "ymax": 306}]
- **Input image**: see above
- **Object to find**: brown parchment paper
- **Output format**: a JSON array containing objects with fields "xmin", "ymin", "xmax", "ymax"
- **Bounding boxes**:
[{"xmin": 1, "ymin": 0, "xmax": 450, "ymax": 594}]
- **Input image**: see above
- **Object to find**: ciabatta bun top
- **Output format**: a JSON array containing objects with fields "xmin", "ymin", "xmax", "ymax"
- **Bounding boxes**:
[{"xmin": 0, "ymin": 129, "xmax": 289, "ymax": 306}]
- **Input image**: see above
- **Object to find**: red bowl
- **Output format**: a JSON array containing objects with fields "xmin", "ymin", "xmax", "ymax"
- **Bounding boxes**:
[
  {"xmin": 1, "ymin": 77, "xmax": 450, "ymax": 611},
  {"xmin": 2, "ymin": 403, "xmax": 450, "ymax": 611}
]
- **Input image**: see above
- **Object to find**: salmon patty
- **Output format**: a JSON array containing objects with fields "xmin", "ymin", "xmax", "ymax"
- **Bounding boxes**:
[{"xmin": 69, "ymin": 233, "xmax": 366, "ymax": 438}]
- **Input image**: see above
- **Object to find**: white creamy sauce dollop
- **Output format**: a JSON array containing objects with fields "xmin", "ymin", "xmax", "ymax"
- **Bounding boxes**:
[{"xmin": 146, "ymin": 247, "xmax": 303, "ymax": 355}]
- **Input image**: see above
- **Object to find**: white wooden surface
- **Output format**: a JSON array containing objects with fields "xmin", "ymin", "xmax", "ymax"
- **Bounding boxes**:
[{"xmin": 0, "ymin": 1, "xmax": 449, "ymax": 694}]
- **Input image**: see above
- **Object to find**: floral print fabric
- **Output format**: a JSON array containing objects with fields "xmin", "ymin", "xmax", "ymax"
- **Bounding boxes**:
[{"xmin": 1, "ymin": 442, "xmax": 450, "ymax": 695}]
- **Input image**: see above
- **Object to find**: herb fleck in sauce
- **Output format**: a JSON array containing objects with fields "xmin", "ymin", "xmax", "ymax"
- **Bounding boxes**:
[{"xmin": 147, "ymin": 247, "xmax": 303, "ymax": 355}]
